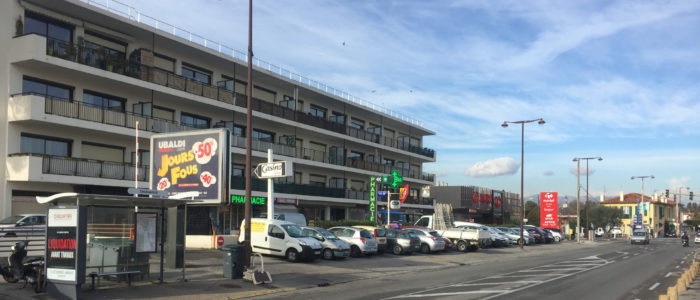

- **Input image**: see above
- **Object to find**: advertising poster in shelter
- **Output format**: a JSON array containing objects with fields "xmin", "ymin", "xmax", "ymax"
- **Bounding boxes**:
[
  {"xmin": 150, "ymin": 129, "xmax": 229, "ymax": 203},
  {"xmin": 46, "ymin": 208, "xmax": 78, "ymax": 282},
  {"xmin": 136, "ymin": 213, "xmax": 157, "ymax": 253},
  {"xmin": 540, "ymin": 192, "xmax": 559, "ymax": 229}
]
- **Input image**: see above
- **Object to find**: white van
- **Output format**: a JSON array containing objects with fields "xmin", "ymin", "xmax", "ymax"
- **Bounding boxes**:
[{"xmin": 238, "ymin": 218, "xmax": 321, "ymax": 262}]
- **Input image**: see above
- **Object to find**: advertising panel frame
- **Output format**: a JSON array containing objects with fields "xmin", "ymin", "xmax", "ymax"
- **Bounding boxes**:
[
  {"xmin": 150, "ymin": 128, "xmax": 230, "ymax": 204},
  {"xmin": 540, "ymin": 192, "xmax": 559, "ymax": 229}
]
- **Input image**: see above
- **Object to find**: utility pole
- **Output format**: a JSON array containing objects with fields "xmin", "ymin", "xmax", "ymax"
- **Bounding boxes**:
[{"xmin": 243, "ymin": 0, "xmax": 253, "ymax": 267}]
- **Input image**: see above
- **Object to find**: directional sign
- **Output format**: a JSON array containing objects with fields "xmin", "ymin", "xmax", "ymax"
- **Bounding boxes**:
[
  {"xmin": 128, "ymin": 188, "xmax": 168, "ymax": 197},
  {"xmin": 390, "ymin": 200, "xmax": 401, "ymax": 209},
  {"xmin": 254, "ymin": 161, "xmax": 293, "ymax": 178}
]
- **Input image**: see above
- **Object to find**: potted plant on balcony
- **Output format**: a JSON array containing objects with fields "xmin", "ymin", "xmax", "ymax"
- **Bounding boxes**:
[{"xmin": 15, "ymin": 17, "xmax": 23, "ymax": 37}]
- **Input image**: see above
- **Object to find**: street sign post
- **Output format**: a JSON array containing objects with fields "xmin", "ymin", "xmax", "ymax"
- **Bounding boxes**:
[{"xmin": 253, "ymin": 150, "xmax": 292, "ymax": 220}]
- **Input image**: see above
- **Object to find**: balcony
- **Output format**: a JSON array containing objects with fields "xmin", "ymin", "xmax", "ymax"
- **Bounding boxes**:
[
  {"xmin": 41, "ymin": 36, "xmax": 435, "ymax": 159},
  {"xmin": 231, "ymin": 176, "xmax": 369, "ymax": 201},
  {"xmin": 7, "ymin": 153, "xmax": 148, "ymax": 184},
  {"xmin": 10, "ymin": 93, "xmax": 197, "ymax": 134}
]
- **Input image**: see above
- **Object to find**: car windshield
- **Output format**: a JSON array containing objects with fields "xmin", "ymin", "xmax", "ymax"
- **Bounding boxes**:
[
  {"xmin": 633, "ymin": 231, "xmax": 647, "ymax": 237},
  {"xmin": 429, "ymin": 231, "xmax": 441, "ymax": 238},
  {"xmin": 281, "ymin": 224, "xmax": 308, "ymax": 238},
  {"xmin": 315, "ymin": 228, "xmax": 338, "ymax": 240},
  {"xmin": 0, "ymin": 216, "xmax": 23, "ymax": 224}
]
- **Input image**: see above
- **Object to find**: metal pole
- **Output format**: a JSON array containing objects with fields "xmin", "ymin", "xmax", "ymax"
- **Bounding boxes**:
[
  {"xmin": 243, "ymin": 0, "xmax": 253, "ymax": 268},
  {"xmin": 267, "ymin": 149, "xmax": 274, "ymax": 220},
  {"xmin": 586, "ymin": 159, "xmax": 589, "ymax": 240},
  {"xmin": 641, "ymin": 178, "xmax": 644, "ymax": 227},
  {"xmin": 576, "ymin": 159, "xmax": 580, "ymax": 244},
  {"xmin": 135, "ymin": 121, "xmax": 139, "ymax": 212},
  {"xmin": 519, "ymin": 122, "xmax": 524, "ymax": 249}
]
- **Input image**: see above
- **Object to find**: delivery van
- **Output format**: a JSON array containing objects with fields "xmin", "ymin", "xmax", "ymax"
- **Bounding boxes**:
[{"xmin": 238, "ymin": 218, "xmax": 322, "ymax": 262}]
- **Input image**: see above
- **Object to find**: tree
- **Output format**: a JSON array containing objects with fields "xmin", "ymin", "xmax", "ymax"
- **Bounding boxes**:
[
  {"xmin": 525, "ymin": 201, "xmax": 540, "ymax": 226},
  {"xmin": 587, "ymin": 203, "xmax": 623, "ymax": 229}
]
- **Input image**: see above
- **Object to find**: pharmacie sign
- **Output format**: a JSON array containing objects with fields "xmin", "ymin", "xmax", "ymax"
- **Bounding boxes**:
[
  {"xmin": 150, "ymin": 129, "xmax": 229, "ymax": 204},
  {"xmin": 540, "ymin": 192, "xmax": 559, "ymax": 229},
  {"xmin": 231, "ymin": 195, "xmax": 266, "ymax": 205},
  {"xmin": 46, "ymin": 208, "xmax": 78, "ymax": 282}
]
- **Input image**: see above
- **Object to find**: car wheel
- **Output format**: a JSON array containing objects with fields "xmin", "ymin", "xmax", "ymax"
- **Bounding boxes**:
[
  {"xmin": 420, "ymin": 243, "xmax": 431, "ymax": 254},
  {"xmin": 554, "ymin": 236, "xmax": 560, "ymax": 242},
  {"xmin": 393, "ymin": 245, "xmax": 403, "ymax": 255},
  {"xmin": 350, "ymin": 246, "xmax": 362, "ymax": 258},
  {"xmin": 322, "ymin": 249, "xmax": 334, "ymax": 260},
  {"xmin": 457, "ymin": 241, "xmax": 468, "ymax": 252},
  {"xmin": 286, "ymin": 249, "xmax": 300, "ymax": 263}
]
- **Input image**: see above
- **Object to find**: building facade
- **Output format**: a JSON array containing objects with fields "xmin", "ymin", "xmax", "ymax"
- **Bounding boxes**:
[
  {"xmin": 429, "ymin": 186, "xmax": 521, "ymax": 224},
  {"xmin": 0, "ymin": 0, "xmax": 436, "ymax": 234},
  {"xmin": 600, "ymin": 193, "xmax": 676, "ymax": 236}
]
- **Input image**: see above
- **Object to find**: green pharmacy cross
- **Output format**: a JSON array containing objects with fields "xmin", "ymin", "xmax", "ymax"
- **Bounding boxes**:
[{"xmin": 381, "ymin": 170, "xmax": 403, "ymax": 189}]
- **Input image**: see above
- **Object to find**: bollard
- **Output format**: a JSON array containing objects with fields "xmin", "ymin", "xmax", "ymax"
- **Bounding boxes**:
[
  {"xmin": 668, "ymin": 285, "xmax": 678, "ymax": 300},
  {"xmin": 678, "ymin": 277, "xmax": 687, "ymax": 292},
  {"xmin": 658, "ymin": 295, "xmax": 669, "ymax": 300}
]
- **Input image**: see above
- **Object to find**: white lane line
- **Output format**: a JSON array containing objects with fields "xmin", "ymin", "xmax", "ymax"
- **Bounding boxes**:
[
  {"xmin": 676, "ymin": 265, "xmax": 681, "ymax": 269},
  {"xmin": 398, "ymin": 290, "xmax": 504, "ymax": 298},
  {"xmin": 453, "ymin": 281, "xmax": 542, "ymax": 287},
  {"xmin": 665, "ymin": 272, "xmax": 673, "ymax": 278},
  {"xmin": 649, "ymin": 282, "xmax": 660, "ymax": 291},
  {"xmin": 681, "ymin": 260, "xmax": 686, "ymax": 264},
  {"xmin": 622, "ymin": 256, "xmax": 629, "ymax": 259}
]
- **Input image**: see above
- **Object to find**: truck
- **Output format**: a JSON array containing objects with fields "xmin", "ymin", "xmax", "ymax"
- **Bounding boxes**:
[{"xmin": 413, "ymin": 215, "xmax": 490, "ymax": 252}]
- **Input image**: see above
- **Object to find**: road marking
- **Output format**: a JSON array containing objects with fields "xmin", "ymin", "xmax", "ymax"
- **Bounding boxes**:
[
  {"xmin": 453, "ymin": 281, "xmax": 542, "ymax": 287},
  {"xmin": 681, "ymin": 260, "xmax": 685, "ymax": 264},
  {"xmin": 665, "ymin": 272, "xmax": 672, "ymax": 278},
  {"xmin": 398, "ymin": 290, "xmax": 504, "ymax": 298},
  {"xmin": 649, "ymin": 283, "xmax": 660, "ymax": 290},
  {"xmin": 676, "ymin": 265, "xmax": 681, "ymax": 269}
]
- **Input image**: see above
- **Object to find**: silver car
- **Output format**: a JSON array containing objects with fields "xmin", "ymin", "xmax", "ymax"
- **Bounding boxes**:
[
  {"xmin": 403, "ymin": 228, "xmax": 446, "ymax": 254},
  {"xmin": 329, "ymin": 226, "xmax": 378, "ymax": 257},
  {"xmin": 302, "ymin": 227, "xmax": 351, "ymax": 259},
  {"xmin": 0, "ymin": 214, "xmax": 46, "ymax": 237}
]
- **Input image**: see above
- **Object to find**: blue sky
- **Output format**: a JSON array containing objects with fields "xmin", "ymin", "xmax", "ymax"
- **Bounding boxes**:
[{"xmin": 109, "ymin": 0, "xmax": 700, "ymax": 204}]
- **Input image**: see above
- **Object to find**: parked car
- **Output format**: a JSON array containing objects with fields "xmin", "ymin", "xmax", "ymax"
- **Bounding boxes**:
[
  {"xmin": 354, "ymin": 226, "xmax": 388, "ymax": 254},
  {"xmin": 238, "ymin": 218, "xmax": 322, "ymax": 262},
  {"xmin": 495, "ymin": 227, "xmax": 522, "ymax": 245},
  {"xmin": 0, "ymin": 214, "xmax": 46, "ymax": 237},
  {"xmin": 486, "ymin": 227, "xmax": 512, "ymax": 247},
  {"xmin": 385, "ymin": 229, "xmax": 420, "ymax": 255},
  {"xmin": 402, "ymin": 228, "xmax": 446, "ymax": 254},
  {"xmin": 328, "ymin": 226, "xmax": 378, "ymax": 257},
  {"xmin": 631, "ymin": 229, "xmax": 650, "ymax": 245},
  {"xmin": 521, "ymin": 227, "xmax": 543, "ymax": 244},
  {"xmin": 609, "ymin": 227, "xmax": 622, "ymax": 238},
  {"xmin": 594, "ymin": 227, "xmax": 605, "ymax": 238},
  {"xmin": 694, "ymin": 232, "xmax": 700, "ymax": 244},
  {"xmin": 544, "ymin": 228, "xmax": 563, "ymax": 242},
  {"xmin": 526, "ymin": 225, "xmax": 553, "ymax": 243},
  {"xmin": 302, "ymin": 227, "xmax": 351, "ymax": 260},
  {"xmin": 498, "ymin": 227, "xmax": 533, "ymax": 245}
]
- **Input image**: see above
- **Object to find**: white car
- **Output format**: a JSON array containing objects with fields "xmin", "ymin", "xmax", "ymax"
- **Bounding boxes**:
[
  {"xmin": 694, "ymin": 232, "xmax": 700, "ymax": 244},
  {"xmin": 594, "ymin": 227, "xmax": 605, "ymax": 237},
  {"xmin": 0, "ymin": 214, "xmax": 46, "ymax": 237}
]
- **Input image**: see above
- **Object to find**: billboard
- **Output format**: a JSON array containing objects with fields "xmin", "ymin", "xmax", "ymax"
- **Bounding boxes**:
[
  {"xmin": 540, "ymin": 192, "xmax": 558, "ymax": 229},
  {"xmin": 150, "ymin": 128, "xmax": 229, "ymax": 204}
]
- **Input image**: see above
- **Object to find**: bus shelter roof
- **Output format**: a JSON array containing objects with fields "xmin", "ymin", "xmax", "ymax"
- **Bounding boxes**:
[{"xmin": 36, "ymin": 192, "xmax": 200, "ymax": 208}]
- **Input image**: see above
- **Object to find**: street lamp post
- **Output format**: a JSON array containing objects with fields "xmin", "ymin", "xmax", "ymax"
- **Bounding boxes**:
[
  {"xmin": 501, "ymin": 118, "xmax": 545, "ymax": 249},
  {"xmin": 676, "ymin": 186, "xmax": 690, "ymax": 236},
  {"xmin": 572, "ymin": 157, "xmax": 602, "ymax": 242},
  {"xmin": 631, "ymin": 175, "xmax": 654, "ymax": 231}
]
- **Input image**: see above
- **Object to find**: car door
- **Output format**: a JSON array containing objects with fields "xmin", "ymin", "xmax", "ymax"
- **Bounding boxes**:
[{"xmin": 267, "ymin": 224, "xmax": 288, "ymax": 255}]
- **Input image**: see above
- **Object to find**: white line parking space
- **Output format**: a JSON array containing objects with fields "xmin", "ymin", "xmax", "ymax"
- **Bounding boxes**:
[
  {"xmin": 386, "ymin": 254, "xmax": 611, "ymax": 300},
  {"xmin": 649, "ymin": 282, "xmax": 660, "ymax": 290}
]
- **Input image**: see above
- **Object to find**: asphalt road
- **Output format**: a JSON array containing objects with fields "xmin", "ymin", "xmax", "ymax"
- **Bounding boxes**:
[{"xmin": 256, "ymin": 238, "xmax": 698, "ymax": 300}]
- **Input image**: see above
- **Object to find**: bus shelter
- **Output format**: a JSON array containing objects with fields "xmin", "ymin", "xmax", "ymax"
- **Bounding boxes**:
[{"xmin": 37, "ymin": 193, "xmax": 193, "ymax": 300}]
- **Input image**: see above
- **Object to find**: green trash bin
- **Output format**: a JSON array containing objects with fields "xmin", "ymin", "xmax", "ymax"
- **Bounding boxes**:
[{"xmin": 222, "ymin": 244, "xmax": 244, "ymax": 279}]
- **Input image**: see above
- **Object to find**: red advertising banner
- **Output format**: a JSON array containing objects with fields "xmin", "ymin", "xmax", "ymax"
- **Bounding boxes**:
[{"xmin": 540, "ymin": 192, "xmax": 558, "ymax": 229}]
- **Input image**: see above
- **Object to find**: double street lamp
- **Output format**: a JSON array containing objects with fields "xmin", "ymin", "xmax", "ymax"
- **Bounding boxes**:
[
  {"xmin": 572, "ymin": 157, "xmax": 602, "ymax": 243},
  {"xmin": 501, "ymin": 118, "xmax": 545, "ymax": 249},
  {"xmin": 676, "ymin": 186, "xmax": 690, "ymax": 235}
]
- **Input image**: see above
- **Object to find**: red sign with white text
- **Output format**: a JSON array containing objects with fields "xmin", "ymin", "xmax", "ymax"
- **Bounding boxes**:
[
  {"xmin": 540, "ymin": 192, "xmax": 558, "ymax": 229},
  {"xmin": 400, "ymin": 184, "xmax": 409, "ymax": 203}
]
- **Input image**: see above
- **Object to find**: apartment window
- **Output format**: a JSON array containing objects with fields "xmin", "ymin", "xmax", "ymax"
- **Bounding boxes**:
[
  {"xmin": 329, "ymin": 177, "xmax": 344, "ymax": 189},
  {"xmin": 233, "ymin": 125, "xmax": 245, "ymax": 137},
  {"xmin": 350, "ymin": 180, "xmax": 365, "ymax": 191},
  {"xmin": 349, "ymin": 151, "xmax": 364, "ymax": 161},
  {"xmin": 154, "ymin": 53, "xmax": 176, "ymax": 73},
  {"xmin": 367, "ymin": 123, "xmax": 381, "ymax": 136},
  {"xmin": 232, "ymin": 164, "xmax": 245, "ymax": 177},
  {"xmin": 20, "ymin": 134, "xmax": 71, "ymax": 156},
  {"xmin": 253, "ymin": 85, "xmax": 276, "ymax": 103},
  {"xmin": 181, "ymin": 63, "xmax": 211, "ymax": 84},
  {"xmin": 350, "ymin": 117, "xmax": 364, "ymax": 130},
  {"xmin": 396, "ymin": 161, "xmax": 409, "ymax": 171},
  {"xmin": 153, "ymin": 106, "xmax": 175, "ymax": 121},
  {"xmin": 308, "ymin": 104, "xmax": 327, "ymax": 119},
  {"xmin": 382, "ymin": 158, "xmax": 395, "ymax": 166},
  {"xmin": 309, "ymin": 174, "xmax": 326, "ymax": 187},
  {"xmin": 280, "ymin": 95, "xmax": 297, "ymax": 110},
  {"xmin": 22, "ymin": 76, "xmax": 72, "ymax": 100},
  {"xmin": 24, "ymin": 11, "xmax": 72, "ymax": 42},
  {"xmin": 83, "ymin": 90, "xmax": 125, "ymax": 111},
  {"xmin": 181, "ymin": 112, "xmax": 210, "ymax": 129},
  {"xmin": 252, "ymin": 129, "xmax": 274, "ymax": 143},
  {"xmin": 131, "ymin": 151, "xmax": 150, "ymax": 166},
  {"xmin": 81, "ymin": 142, "xmax": 124, "ymax": 163},
  {"xmin": 330, "ymin": 111, "xmax": 346, "ymax": 125}
]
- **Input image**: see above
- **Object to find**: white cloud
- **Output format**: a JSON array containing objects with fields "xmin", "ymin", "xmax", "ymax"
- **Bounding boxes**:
[
  {"xmin": 465, "ymin": 157, "xmax": 519, "ymax": 177},
  {"xmin": 543, "ymin": 170, "xmax": 555, "ymax": 176},
  {"xmin": 667, "ymin": 177, "xmax": 691, "ymax": 193},
  {"xmin": 569, "ymin": 165, "xmax": 596, "ymax": 176}
]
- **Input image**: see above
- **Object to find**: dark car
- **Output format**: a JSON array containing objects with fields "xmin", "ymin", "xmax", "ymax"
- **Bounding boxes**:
[
  {"xmin": 385, "ymin": 229, "xmax": 420, "ymax": 255},
  {"xmin": 522, "ymin": 227, "xmax": 544, "ymax": 244}
]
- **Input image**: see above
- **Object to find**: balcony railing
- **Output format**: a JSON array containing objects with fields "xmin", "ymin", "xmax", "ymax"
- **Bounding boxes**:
[
  {"xmin": 43, "ymin": 36, "xmax": 436, "ymax": 159},
  {"xmin": 9, "ymin": 153, "xmax": 148, "ymax": 182},
  {"xmin": 230, "ymin": 176, "xmax": 370, "ymax": 201}
]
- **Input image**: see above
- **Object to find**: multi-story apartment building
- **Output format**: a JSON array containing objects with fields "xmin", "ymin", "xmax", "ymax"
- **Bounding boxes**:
[{"xmin": 0, "ymin": 0, "xmax": 436, "ymax": 235}]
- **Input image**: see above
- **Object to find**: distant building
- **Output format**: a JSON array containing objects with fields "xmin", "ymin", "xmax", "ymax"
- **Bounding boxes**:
[
  {"xmin": 600, "ymin": 193, "xmax": 676, "ymax": 235},
  {"xmin": 429, "ymin": 186, "xmax": 520, "ymax": 224}
]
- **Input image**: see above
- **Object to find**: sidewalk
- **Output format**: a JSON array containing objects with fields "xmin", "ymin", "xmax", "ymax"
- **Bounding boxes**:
[
  {"xmin": 0, "ymin": 240, "xmax": 602, "ymax": 300},
  {"xmin": 679, "ymin": 251, "xmax": 700, "ymax": 300}
]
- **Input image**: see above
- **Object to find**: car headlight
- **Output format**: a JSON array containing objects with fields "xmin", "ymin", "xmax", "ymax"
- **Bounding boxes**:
[{"xmin": 299, "ymin": 240, "xmax": 308, "ymax": 246}]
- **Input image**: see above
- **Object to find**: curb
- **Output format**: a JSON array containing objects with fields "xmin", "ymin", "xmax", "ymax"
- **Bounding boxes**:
[
  {"xmin": 223, "ymin": 287, "xmax": 298, "ymax": 299},
  {"xmin": 659, "ymin": 261, "xmax": 699, "ymax": 300}
]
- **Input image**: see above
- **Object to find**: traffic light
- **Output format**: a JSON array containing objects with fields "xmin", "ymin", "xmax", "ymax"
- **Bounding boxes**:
[
  {"xmin": 691, "ymin": 191, "xmax": 694, "ymax": 201},
  {"xmin": 665, "ymin": 189, "xmax": 669, "ymax": 198}
]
